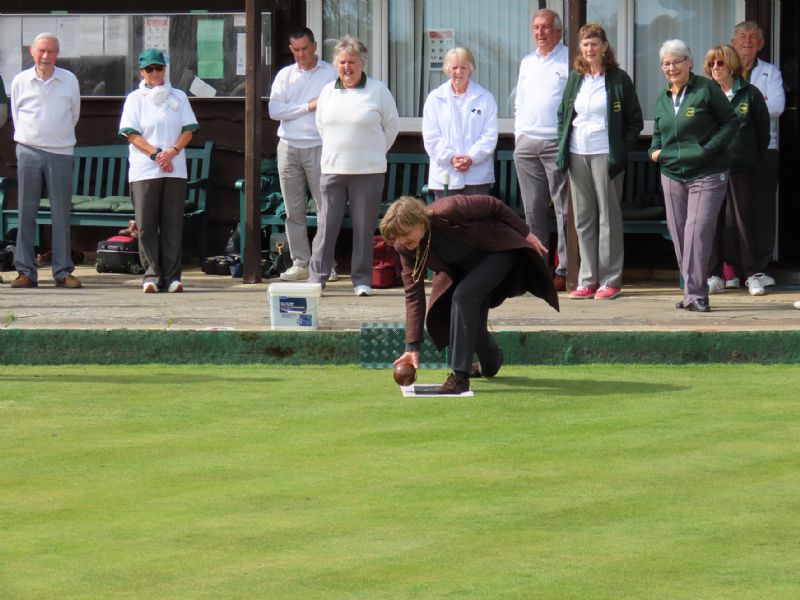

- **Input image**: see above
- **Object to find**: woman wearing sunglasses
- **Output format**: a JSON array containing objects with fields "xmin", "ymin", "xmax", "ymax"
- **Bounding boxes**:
[
  {"xmin": 118, "ymin": 48, "xmax": 199, "ymax": 294},
  {"xmin": 702, "ymin": 45, "xmax": 770, "ymax": 298},
  {"xmin": 649, "ymin": 40, "xmax": 737, "ymax": 313}
]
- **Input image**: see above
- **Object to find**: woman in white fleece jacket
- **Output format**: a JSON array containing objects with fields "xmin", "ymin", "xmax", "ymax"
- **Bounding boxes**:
[
  {"xmin": 308, "ymin": 36, "xmax": 399, "ymax": 297},
  {"xmin": 422, "ymin": 47, "xmax": 498, "ymax": 199}
]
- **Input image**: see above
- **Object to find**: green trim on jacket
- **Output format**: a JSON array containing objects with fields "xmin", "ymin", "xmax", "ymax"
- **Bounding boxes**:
[
  {"xmin": 727, "ymin": 76, "xmax": 770, "ymax": 171},
  {"xmin": 0, "ymin": 75, "xmax": 8, "ymax": 105},
  {"xmin": 649, "ymin": 73, "xmax": 738, "ymax": 182},
  {"xmin": 556, "ymin": 68, "xmax": 643, "ymax": 178}
]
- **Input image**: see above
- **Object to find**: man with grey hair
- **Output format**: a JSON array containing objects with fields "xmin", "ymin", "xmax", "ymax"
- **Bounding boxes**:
[
  {"xmin": 731, "ymin": 20, "xmax": 785, "ymax": 290},
  {"xmin": 513, "ymin": 9, "xmax": 570, "ymax": 291},
  {"xmin": 10, "ymin": 33, "xmax": 81, "ymax": 288}
]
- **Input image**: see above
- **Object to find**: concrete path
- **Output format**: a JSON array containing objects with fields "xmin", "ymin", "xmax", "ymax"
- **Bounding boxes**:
[{"xmin": 1, "ymin": 265, "xmax": 799, "ymax": 332}]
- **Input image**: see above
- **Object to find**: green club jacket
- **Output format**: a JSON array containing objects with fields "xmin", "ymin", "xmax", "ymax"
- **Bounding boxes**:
[
  {"xmin": 649, "ymin": 73, "xmax": 738, "ymax": 182},
  {"xmin": 726, "ymin": 76, "xmax": 770, "ymax": 171},
  {"xmin": 556, "ymin": 67, "xmax": 643, "ymax": 178}
]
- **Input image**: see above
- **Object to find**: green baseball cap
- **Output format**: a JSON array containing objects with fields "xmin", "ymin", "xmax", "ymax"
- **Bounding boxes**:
[{"xmin": 138, "ymin": 48, "xmax": 166, "ymax": 69}]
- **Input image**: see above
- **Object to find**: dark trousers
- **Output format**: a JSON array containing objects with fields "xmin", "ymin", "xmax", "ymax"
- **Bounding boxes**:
[
  {"xmin": 710, "ymin": 171, "xmax": 759, "ymax": 279},
  {"xmin": 752, "ymin": 150, "xmax": 779, "ymax": 270},
  {"xmin": 131, "ymin": 177, "xmax": 186, "ymax": 286},
  {"xmin": 449, "ymin": 250, "xmax": 516, "ymax": 374}
]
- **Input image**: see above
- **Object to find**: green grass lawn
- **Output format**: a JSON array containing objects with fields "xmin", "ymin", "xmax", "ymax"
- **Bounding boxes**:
[{"xmin": 1, "ymin": 364, "xmax": 799, "ymax": 599}]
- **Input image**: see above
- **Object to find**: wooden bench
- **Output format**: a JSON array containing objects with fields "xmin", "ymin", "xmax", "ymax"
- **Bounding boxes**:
[
  {"xmin": 235, "ymin": 151, "xmax": 432, "ymax": 253},
  {"xmin": 494, "ymin": 148, "xmax": 669, "ymax": 240},
  {"xmin": 0, "ymin": 140, "xmax": 215, "ymax": 258}
]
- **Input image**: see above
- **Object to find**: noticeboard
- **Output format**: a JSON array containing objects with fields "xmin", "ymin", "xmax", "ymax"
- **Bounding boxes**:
[{"xmin": 0, "ymin": 12, "xmax": 272, "ymax": 98}]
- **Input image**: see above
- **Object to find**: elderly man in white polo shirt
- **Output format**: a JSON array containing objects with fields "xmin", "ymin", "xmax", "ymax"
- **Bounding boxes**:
[
  {"xmin": 269, "ymin": 27, "xmax": 337, "ymax": 281},
  {"xmin": 10, "ymin": 32, "xmax": 81, "ymax": 289},
  {"xmin": 513, "ymin": 9, "xmax": 570, "ymax": 292}
]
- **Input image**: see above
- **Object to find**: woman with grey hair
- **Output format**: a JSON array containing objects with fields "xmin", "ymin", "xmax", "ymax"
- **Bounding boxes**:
[
  {"xmin": 308, "ymin": 36, "xmax": 400, "ymax": 296},
  {"xmin": 422, "ymin": 47, "xmax": 498, "ymax": 199},
  {"xmin": 649, "ymin": 39, "xmax": 737, "ymax": 312}
]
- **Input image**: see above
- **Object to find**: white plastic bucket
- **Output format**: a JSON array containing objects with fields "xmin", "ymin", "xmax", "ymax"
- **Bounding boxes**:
[{"xmin": 267, "ymin": 282, "xmax": 322, "ymax": 330}]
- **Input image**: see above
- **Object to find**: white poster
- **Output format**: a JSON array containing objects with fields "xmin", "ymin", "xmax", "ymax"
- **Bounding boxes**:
[
  {"xmin": 104, "ymin": 16, "xmax": 129, "ymax": 56},
  {"xmin": 427, "ymin": 29, "xmax": 455, "ymax": 70},
  {"xmin": 236, "ymin": 33, "xmax": 246, "ymax": 76},
  {"xmin": 143, "ymin": 16, "xmax": 170, "ymax": 52},
  {"xmin": 79, "ymin": 16, "xmax": 104, "ymax": 57},
  {"xmin": 55, "ymin": 17, "xmax": 81, "ymax": 58}
]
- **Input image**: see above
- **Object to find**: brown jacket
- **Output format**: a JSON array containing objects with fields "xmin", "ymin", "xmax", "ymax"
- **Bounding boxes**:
[{"xmin": 395, "ymin": 195, "xmax": 560, "ymax": 350}]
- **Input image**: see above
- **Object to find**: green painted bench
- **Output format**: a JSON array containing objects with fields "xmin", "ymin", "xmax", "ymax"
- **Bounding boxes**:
[
  {"xmin": 494, "ymin": 149, "xmax": 670, "ymax": 239},
  {"xmin": 0, "ymin": 140, "xmax": 215, "ymax": 258},
  {"xmin": 234, "ymin": 152, "xmax": 432, "ymax": 253}
]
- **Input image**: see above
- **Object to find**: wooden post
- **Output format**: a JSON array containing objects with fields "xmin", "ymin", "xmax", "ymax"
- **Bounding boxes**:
[
  {"xmin": 243, "ymin": 0, "xmax": 263, "ymax": 283},
  {"xmin": 565, "ymin": 0, "xmax": 586, "ymax": 291}
]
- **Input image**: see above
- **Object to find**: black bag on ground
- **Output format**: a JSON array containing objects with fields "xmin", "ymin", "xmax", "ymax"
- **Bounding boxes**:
[
  {"xmin": 95, "ymin": 235, "xmax": 144, "ymax": 275},
  {"xmin": 202, "ymin": 255, "xmax": 240, "ymax": 276},
  {"xmin": 263, "ymin": 233, "xmax": 292, "ymax": 279}
]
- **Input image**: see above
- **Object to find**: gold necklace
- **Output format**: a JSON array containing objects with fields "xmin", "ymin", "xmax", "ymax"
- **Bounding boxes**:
[{"xmin": 411, "ymin": 230, "xmax": 431, "ymax": 283}]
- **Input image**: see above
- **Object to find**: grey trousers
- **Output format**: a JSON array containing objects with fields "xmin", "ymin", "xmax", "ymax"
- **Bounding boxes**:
[
  {"xmin": 752, "ymin": 149, "xmax": 779, "ymax": 270},
  {"xmin": 449, "ymin": 250, "xmax": 515, "ymax": 374},
  {"xmin": 568, "ymin": 153, "xmax": 625, "ymax": 288},
  {"xmin": 309, "ymin": 173, "xmax": 384, "ymax": 288},
  {"xmin": 131, "ymin": 177, "xmax": 186, "ymax": 286},
  {"xmin": 432, "ymin": 183, "xmax": 492, "ymax": 200},
  {"xmin": 277, "ymin": 141, "xmax": 322, "ymax": 268},
  {"xmin": 513, "ymin": 136, "xmax": 568, "ymax": 275},
  {"xmin": 661, "ymin": 172, "xmax": 728, "ymax": 304},
  {"xmin": 14, "ymin": 144, "xmax": 75, "ymax": 283}
]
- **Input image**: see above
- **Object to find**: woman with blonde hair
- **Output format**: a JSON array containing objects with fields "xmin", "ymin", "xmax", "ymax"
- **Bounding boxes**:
[{"xmin": 422, "ymin": 47, "xmax": 498, "ymax": 198}]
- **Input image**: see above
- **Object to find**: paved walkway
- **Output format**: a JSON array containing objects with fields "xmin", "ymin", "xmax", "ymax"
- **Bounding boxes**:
[{"xmin": 1, "ymin": 265, "xmax": 799, "ymax": 332}]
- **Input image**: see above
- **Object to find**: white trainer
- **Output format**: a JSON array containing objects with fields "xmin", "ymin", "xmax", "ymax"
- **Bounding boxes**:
[
  {"xmin": 167, "ymin": 280, "xmax": 184, "ymax": 293},
  {"xmin": 725, "ymin": 276, "xmax": 740, "ymax": 289},
  {"xmin": 280, "ymin": 265, "xmax": 309, "ymax": 281},
  {"xmin": 758, "ymin": 273, "xmax": 776, "ymax": 287},
  {"xmin": 746, "ymin": 274, "xmax": 766, "ymax": 296},
  {"xmin": 794, "ymin": 300, "xmax": 800, "ymax": 310},
  {"xmin": 354, "ymin": 285, "xmax": 374, "ymax": 297},
  {"xmin": 707, "ymin": 275, "xmax": 725, "ymax": 294},
  {"xmin": 143, "ymin": 281, "xmax": 158, "ymax": 294},
  {"xmin": 329, "ymin": 267, "xmax": 339, "ymax": 281}
]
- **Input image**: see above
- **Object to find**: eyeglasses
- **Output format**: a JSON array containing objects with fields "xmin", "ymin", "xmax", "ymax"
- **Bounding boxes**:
[
  {"xmin": 142, "ymin": 65, "xmax": 164, "ymax": 73},
  {"xmin": 661, "ymin": 58, "xmax": 687, "ymax": 70},
  {"xmin": 707, "ymin": 60, "xmax": 726, "ymax": 68}
]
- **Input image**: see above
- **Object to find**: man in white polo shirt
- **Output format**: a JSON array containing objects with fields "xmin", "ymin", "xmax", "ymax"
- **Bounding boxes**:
[
  {"xmin": 513, "ymin": 9, "xmax": 569, "ymax": 292},
  {"xmin": 269, "ymin": 27, "xmax": 336, "ymax": 281},
  {"xmin": 10, "ymin": 32, "xmax": 81, "ymax": 288}
]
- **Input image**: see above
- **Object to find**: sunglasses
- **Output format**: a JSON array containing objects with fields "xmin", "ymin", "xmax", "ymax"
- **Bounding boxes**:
[
  {"xmin": 142, "ymin": 65, "xmax": 164, "ymax": 73},
  {"xmin": 708, "ymin": 60, "xmax": 726, "ymax": 68}
]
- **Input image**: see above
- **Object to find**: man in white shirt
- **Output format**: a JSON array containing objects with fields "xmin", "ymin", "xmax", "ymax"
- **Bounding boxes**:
[
  {"xmin": 513, "ymin": 9, "xmax": 570, "ymax": 291},
  {"xmin": 10, "ymin": 33, "xmax": 81, "ymax": 288},
  {"xmin": 269, "ymin": 27, "xmax": 336, "ymax": 281},
  {"xmin": 731, "ymin": 20, "xmax": 785, "ymax": 288}
]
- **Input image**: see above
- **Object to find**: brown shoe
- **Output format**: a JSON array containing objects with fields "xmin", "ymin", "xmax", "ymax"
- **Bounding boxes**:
[
  {"xmin": 553, "ymin": 274, "xmax": 567, "ymax": 292},
  {"xmin": 11, "ymin": 273, "xmax": 38, "ymax": 288},
  {"xmin": 55, "ymin": 274, "xmax": 82, "ymax": 288},
  {"xmin": 438, "ymin": 372, "xmax": 470, "ymax": 394}
]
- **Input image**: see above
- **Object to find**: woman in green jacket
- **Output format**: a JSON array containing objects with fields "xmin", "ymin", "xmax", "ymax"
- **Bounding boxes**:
[
  {"xmin": 649, "ymin": 39, "xmax": 738, "ymax": 313},
  {"xmin": 702, "ymin": 44, "xmax": 770, "ymax": 297},
  {"xmin": 556, "ymin": 24, "xmax": 643, "ymax": 300}
]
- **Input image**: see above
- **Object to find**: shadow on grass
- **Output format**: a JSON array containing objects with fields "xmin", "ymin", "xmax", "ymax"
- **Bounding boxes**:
[{"xmin": 477, "ymin": 375, "xmax": 686, "ymax": 396}]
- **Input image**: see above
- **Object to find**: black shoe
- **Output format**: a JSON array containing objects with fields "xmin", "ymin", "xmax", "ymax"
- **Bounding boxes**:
[
  {"xmin": 675, "ymin": 300, "xmax": 685, "ymax": 309},
  {"xmin": 471, "ymin": 346, "xmax": 504, "ymax": 378},
  {"xmin": 685, "ymin": 298, "xmax": 710, "ymax": 313},
  {"xmin": 438, "ymin": 372, "xmax": 470, "ymax": 394}
]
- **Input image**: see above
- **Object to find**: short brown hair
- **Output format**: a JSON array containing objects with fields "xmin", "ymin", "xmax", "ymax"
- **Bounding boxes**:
[{"xmin": 379, "ymin": 196, "xmax": 429, "ymax": 241}]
